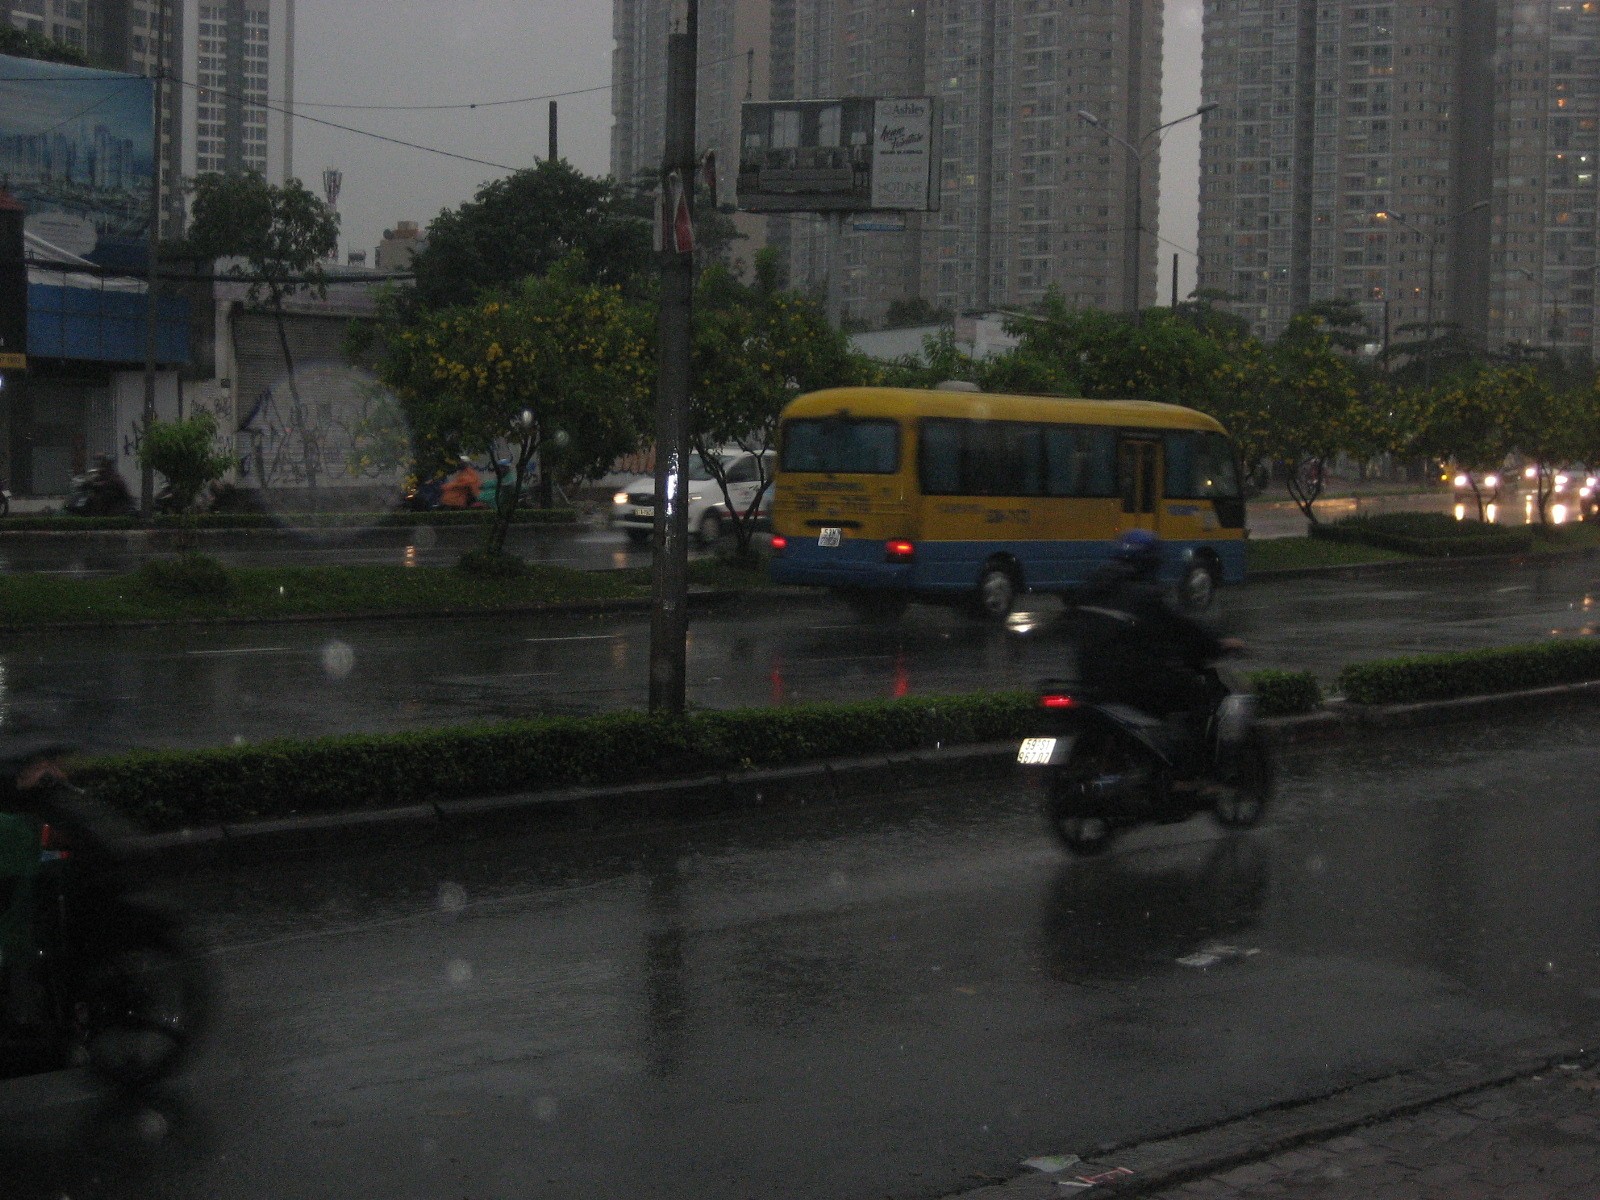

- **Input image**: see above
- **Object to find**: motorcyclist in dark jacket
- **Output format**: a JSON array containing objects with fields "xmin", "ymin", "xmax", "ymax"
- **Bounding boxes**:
[{"xmin": 1073, "ymin": 530, "xmax": 1242, "ymax": 734}]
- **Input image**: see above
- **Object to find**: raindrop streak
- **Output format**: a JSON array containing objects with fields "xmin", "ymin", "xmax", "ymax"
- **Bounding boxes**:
[{"xmin": 322, "ymin": 640, "xmax": 356, "ymax": 680}]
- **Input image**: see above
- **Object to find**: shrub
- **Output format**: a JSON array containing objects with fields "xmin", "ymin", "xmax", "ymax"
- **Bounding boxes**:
[
  {"xmin": 1248, "ymin": 670, "xmax": 1323, "ymax": 717},
  {"xmin": 75, "ymin": 693, "xmax": 1037, "ymax": 830},
  {"xmin": 135, "ymin": 553, "xmax": 233, "ymax": 598},
  {"xmin": 1311, "ymin": 512, "xmax": 1531, "ymax": 557},
  {"xmin": 1337, "ymin": 639, "xmax": 1600, "ymax": 706}
]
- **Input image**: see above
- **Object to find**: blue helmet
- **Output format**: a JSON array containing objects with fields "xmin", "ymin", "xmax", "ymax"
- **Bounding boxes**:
[{"xmin": 1113, "ymin": 529, "xmax": 1163, "ymax": 573}]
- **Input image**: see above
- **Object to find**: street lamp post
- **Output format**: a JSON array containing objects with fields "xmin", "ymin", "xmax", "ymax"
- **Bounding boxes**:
[
  {"xmin": 1077, "ymin": 102, "xmax": 1217, "ymax": 323},
  {"xmin": 1508, "ymin": 264, "xmax": 1546, "ymax": 353},
  {"xmin": 1376, "ymin": 199, "xmax": 1488, "ymax": 388}
]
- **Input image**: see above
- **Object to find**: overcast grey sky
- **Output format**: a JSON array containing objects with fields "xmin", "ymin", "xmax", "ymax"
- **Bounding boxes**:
[{"xmin": 294, "ymin": 0, "xmax": 1204, "ymax": 299}]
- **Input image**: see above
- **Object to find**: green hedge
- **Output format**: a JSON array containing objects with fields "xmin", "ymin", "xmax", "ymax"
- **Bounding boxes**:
[
  {"xmin": 0, "ymin": 508, "xmax": 579, "ymax": 533},
  {"xmin": 1311, "ymin": 512, "xmax": 1531, "ymax": 557},
  {"xmin": 1338, "ymin": 639, "xmax": 1600, "ymax": 706},
  {"xmin": 77, "ymin": 693, "xmax": 1036, "ymax": 831},
  {"xmin": 78, "ymin": 672, "xmax": 1329, "ymax": 831},
  {"xmin": 1249, "ymin": 670, "xmax": 1323, "ymax": 717}
]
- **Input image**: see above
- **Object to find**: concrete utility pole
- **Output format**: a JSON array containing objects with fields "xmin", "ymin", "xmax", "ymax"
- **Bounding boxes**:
[
  {"xmin": 140, "ymin": 0, "xmax": 168, "ymax": 516},
  {"xmin": 648, "ymin": 1, "xmax": 698, "ymax": 715}
]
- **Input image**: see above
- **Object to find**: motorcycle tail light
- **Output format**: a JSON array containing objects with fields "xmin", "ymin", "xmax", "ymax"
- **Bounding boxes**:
[{"xmin": 1039, "ymin": 694, "xmax": 1077, "ymax": 709}]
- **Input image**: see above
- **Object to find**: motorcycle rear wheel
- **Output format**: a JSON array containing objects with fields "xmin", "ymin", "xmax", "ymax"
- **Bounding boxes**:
[
  {"xmin": 1043, "ymin": 731, "xmax": 1125, "ymax": 856},
  {"xmin": 1212, "ymin": 734, "xmax": 1273, "ymax": 830},
  {"xmin": 82, "ymin": 925, "xmax": 211, "ymax": 1088}
]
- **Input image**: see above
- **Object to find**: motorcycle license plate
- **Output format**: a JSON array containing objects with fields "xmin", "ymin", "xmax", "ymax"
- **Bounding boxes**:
[{"xmin": 1017, "ymin": 737, "xmax": 1067, "ymax": 766}]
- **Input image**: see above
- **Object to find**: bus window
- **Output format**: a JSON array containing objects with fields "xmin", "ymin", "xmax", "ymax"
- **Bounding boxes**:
[
  {"xmin": 1164, "ymin": 431, "xmax": 1242, "ymax": 499},
  {"xmin": 919, "ymin": 419, "xmax": 1043, "ymax": 496},
  {"xmin": 781, "ymin": 417, "xmax": 900, "ymax": 474},
  {"xmin": 1044, "ymin": 426, "xmax": 1117, "ymax": 497}
]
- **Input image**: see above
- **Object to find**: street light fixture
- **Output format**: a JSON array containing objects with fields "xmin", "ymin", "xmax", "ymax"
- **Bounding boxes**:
[
  {"xmin": 1375, "ymin": 199, "xmax": 1489, "ymax": 387},
  {"xmin": 1077, "ymin": 102, "xmax": 1218, "ymax": 321}
]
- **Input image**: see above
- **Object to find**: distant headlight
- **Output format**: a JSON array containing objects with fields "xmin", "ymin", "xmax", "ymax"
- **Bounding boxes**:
[
  {"xmin": 613, "ymin": 491, "xmax": 629, "ymax": 506},
  {"xmin": 1484, "ymin": 474, "xmax": 1500, "ymax": 489},
  {"xmin": 1454, "ymin": 474, "xmax": 1469, "ymax": 489}
]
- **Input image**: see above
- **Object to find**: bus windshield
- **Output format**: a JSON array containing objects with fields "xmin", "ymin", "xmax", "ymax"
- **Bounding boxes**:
[{"xmin": 781, "ymin": 417, "xmax": 900, "ymax": 474}]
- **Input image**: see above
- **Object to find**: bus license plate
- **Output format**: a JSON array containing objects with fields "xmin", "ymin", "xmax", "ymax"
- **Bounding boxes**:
[
  {"xmin": 818, "ymin": 528, "xmax": 842, "ymax": 547},
  {"xmin": 1017, "ymin": 737, "xmax": 1066, "ymax": 765}
]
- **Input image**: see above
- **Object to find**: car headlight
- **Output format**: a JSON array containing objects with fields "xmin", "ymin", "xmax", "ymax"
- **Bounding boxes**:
[
  {"xmin": 1484, "ymin": 475, "xmax": 1499, "ymax": 489},
  {"xmin": 613, "ymin": 492, "xmax": 629, "ymax": 506},
  {"xmin": 1453, "ymin": 474, "xmax": 1469, "ymax": 489}
]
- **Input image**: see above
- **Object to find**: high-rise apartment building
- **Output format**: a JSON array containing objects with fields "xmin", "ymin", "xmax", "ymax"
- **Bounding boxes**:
[
  {"xmin": 1199, "ymin": 0, "xmax": 1600, "ymax": 362},
  {"xmin": 610, "ymin": 0, "xmax": 1163, "ymax": 326},
  {"xmin": 923, "ymin": 0, "xmax": 1162, "ymax": 316},
  {"xmin": 6, "ymin": 0, "xmax": 295, "ymax": 234},
  {"xmin": 612, "ymin": 0, "xmax": 771, "ymax": 253}
]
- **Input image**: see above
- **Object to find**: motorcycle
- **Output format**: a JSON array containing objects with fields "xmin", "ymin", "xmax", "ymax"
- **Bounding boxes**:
[
  {"xmin": 1017, "ymin": 662, "xmax": 1274, "ymax": 856},
  {"xmin": 65, "ymin": 472, "xmax": 138, "ymax": 518},
  {"xmin": 0, "ymin": 747, "xmax": 210, "ymax": 1087}
]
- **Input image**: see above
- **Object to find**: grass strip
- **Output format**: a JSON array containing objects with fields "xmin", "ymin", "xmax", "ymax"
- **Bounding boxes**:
[
  {"xmin": 1246, "ymin": 536, "xmax": 1413, "ymax": 573},
  {"xmin": 0, "ymin": 560, "xmax": 651, "ymax": 626}
]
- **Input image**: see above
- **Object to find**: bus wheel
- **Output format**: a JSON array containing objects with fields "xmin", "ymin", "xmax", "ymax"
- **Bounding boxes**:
[
  {"xmin": 971, "ymin": 565, "xmax": 1020, "ymax": 620},
  {"xmin": 1180, "ymin": 558, "xmax": 1219, "ymax": 612}
]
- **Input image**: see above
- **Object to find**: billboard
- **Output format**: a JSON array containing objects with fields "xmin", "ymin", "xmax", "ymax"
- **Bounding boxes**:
[
  {"xmin": 0, "ymin": 53, "xmax": 154, "ymax": 272},
  {"xmin": 737, "ymin": 97, "xmax": 936, "ymax": 214}
]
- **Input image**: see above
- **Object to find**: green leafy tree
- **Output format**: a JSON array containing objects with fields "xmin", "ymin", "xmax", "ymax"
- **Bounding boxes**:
[
  {"xmin": 1502, "ymin": 366, "xmax": 1587, "ymax": 524},
  {"xmin": 414, "ymin": 161, "xmax": 652, "ymax": 310},
  {"xmin": 1405, "ymin": 370, "xmax": 1516, "ymax": 519},
  {"xmin": 1266, "ymin": 313, "xmax": 1370, "ymax": 523},
  {"xmin": 689, "ymin": 254, "xmax": 858, "ymax": 558},
  {"xmin": 137, "ymin": 409, "xmax": 233, "ymax": 513},
  {"xmin": 184, "ymin": 171, "xmax": 339, "ymax": 492},
  {"xmin": 376, "ymin": 257, "xmax": 653, "ymax": 555}
]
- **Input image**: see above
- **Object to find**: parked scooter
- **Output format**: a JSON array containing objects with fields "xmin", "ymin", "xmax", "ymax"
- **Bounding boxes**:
[
  {"xmin": 64, "ymin": 457, "xmax": 137, "ymax": 518},
  {"xmin": 0, "ymin": 746, "xmax": 210, "ymax": 1087},
  {"xmin": 1017, "ymin": 659, "xmax": 1273, "ymax": 856}
]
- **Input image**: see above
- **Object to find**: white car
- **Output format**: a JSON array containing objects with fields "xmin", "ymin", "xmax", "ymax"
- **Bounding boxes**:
[{"xmin": 611, "ymin": 448, "xmax": 775, "ymax": 545}]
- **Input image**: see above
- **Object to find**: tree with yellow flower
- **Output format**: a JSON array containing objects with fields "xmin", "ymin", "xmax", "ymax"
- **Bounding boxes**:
[{"xmin": 377, "ymin": 255, "xmax": 652, "ymax": 556}]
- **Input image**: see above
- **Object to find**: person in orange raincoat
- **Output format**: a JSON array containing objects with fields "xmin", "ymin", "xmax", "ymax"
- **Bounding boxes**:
[{"xmin": 440, "ymin": 458, "xmax": 481, "ymax": 508}]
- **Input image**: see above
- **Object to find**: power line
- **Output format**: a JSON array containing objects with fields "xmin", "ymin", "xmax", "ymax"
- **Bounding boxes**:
[{"xmin": 170, "ymin": 73, "xmax": 521, "ymax": 172}]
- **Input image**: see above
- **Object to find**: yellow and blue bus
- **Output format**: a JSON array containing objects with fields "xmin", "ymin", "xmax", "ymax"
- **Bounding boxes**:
[{"xmin": 768, "ymin": 386, "xmax": 1247, "ymax": 617}]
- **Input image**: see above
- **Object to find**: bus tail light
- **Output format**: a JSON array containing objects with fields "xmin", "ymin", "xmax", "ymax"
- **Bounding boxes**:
[
  {"xmin": 885, "ymin": 539, "xmax": 915, "ymax": 562},
  {"xmin": 770, "ymin": 534, "xmax": 788, "ymax": 553}
]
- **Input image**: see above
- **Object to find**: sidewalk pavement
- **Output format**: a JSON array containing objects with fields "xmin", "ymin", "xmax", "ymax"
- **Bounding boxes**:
[{"xmin": 1138, "ymin": 1060, "xmax": 1600, "ymax": 1199}]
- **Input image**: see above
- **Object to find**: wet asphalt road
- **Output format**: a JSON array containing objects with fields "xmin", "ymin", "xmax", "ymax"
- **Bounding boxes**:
[
  {"xmin": 6, "ymin": 706, "xmax": 1600, "ymax": 1199},
  {"xmin": 5, "ymin": 552, "xmax": 1599, "ymax": 754}
]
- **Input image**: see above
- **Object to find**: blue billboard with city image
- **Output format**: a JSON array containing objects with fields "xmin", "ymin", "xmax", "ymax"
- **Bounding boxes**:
[{"xmin": 0, "ymin": 52, "xmax": 153, "ymax": 271}]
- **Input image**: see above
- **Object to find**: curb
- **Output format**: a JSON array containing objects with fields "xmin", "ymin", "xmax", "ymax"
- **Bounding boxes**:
[{"xmin": 943, "ymin": 1034, "xmax": 1599, "ymax": 1200}]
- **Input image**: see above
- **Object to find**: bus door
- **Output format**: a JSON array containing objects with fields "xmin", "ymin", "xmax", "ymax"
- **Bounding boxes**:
[{"xmin": 1118, "ymin": 437, "xmax": 1163, "ymax": 535}]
